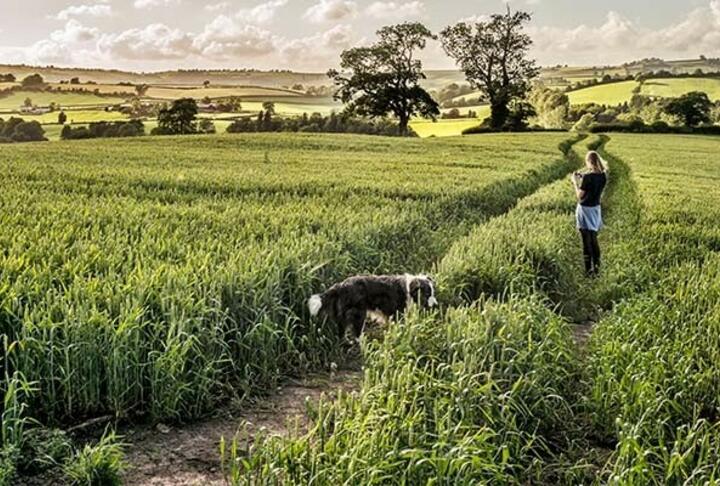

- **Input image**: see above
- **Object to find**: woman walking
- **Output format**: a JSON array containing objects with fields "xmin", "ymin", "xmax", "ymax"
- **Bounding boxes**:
[{"xmin": 572, "ymin": 151, "xmax": 607, "ymax": 276}]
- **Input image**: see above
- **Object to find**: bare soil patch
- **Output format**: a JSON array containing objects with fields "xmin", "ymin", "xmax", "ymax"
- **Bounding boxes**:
[{"xmin": 121, "ymin": 370, "xmax": 362, "ymax": 486}]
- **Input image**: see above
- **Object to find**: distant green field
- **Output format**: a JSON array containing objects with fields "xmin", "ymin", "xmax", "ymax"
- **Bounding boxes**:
[
  {"xmin": 411, "ymin": 105, "xmax": 490, "ymax": 137},
  {"xmin": 242, "ymin": 99, "xmax": 342, "ymax": 116},
  {"xmin": 410, "ymin": 118, "xmax": 481, "ymax": 138},
  {"xmin": 0, "ymin": 90, "xmax": 126, "ymax": 110},
  {"xmin": 22, "ymin": 109, "xmax": 128, "ymax": 124},
  {"xmin": 567, "ymin": 77, "xmax": 720, "ymax": 106},
  {"xmin": 640, "ymin": 77, "xmax": 720, "ymax": 100},
  {"xmin": 146, "ymin": 85, "xmax": 301, "ymax": 100},
  {"xmin": 567, "ymin": 81, "xmax": 639, "ymax": 106}
]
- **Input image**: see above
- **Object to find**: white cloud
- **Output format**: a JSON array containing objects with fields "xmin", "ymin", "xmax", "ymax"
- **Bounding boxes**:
[
  {"xmin": 55, "ymin": 1, "xmax": 112, "ymax": 20},
  {"xmin": 205, "ymin": 2, "xmax": 229, "ymax": 12},
  {"xmin": 529, "ymin": 3, "xmax": 720, "ymax": 65},
  {"xmin": 281, "ymin": 24, "xmax": 354, "ymax": 69},
  {"xmin": 28, "ymin": 20, "xmax": 100, "ymax": 64},
  {"xmin": 50, "ymin": 19, "xmax": 100, "ymax": 44},
  {"xmin": 193, "ymin": 15, "xmax": 278, "ymax": 60},
  {"xmin": 458, "ymin": 14, "xmax": 491, "ymax": 24},
  {"xmin": 304, "ymin": 0, "xmax": 357, "ymax": 23},
  {"xmin": 236, "ymin": 0, "xmax": 288, "ymax": 24},
  {"xmin": 366, "ymin": 1, "xmax": 424, "ymax": 19},
  {"xmin": 98, "ymin": 24, "xmax": 195, "ymax": 60},
  {"xmin": 134, "ymin": 0, "xmax": 181, "ymax": 9}
]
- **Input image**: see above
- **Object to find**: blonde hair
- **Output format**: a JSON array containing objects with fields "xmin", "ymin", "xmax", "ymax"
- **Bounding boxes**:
[{"xmin": 586, "ymin": 151, "xmax": 606, "ymax": 173}]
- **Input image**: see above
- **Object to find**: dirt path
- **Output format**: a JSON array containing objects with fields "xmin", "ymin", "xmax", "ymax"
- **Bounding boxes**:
[
  {"xmin": 120, "ymin": 369, "xmax": 362, "ymax": 486},
  {"xmin": 571, "ymin": 321, "xmax": 595, "ymax": 348}
]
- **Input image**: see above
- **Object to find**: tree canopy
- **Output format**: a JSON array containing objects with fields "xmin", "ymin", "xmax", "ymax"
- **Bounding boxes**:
[
  {"xmin": 664, "ymin": 91, "xmax": 713, "ymax": 127},
  {"xmin": 328, "ymin": 22, "xmax": 439, "ymax": 136},
  {"xmin": 441, "ymin": 8, "xmax": 538, "ymax": 130},
  {"xmin": 155, "ymin": 98, "xmax": 198, "ymax": 135},
  {"xmin": 21, "ymin": 73, "xmax": 45, "ymax": 88}
]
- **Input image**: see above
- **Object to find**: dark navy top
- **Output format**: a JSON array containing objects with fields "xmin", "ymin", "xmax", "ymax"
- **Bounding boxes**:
[{"xmin": 580, "ymin": 172, "xmax": 607, "ymax": 207}]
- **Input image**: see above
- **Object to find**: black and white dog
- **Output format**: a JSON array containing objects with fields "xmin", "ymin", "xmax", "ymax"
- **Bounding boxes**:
[{"xmin": 308, "ymin": 274, "xmax": 438, "ymax": 339}]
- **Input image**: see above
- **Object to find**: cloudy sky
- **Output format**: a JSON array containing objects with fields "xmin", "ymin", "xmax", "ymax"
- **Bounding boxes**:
[{"xmin": 0, "ymin": 0, "xmax": 719, "ymax": 72}]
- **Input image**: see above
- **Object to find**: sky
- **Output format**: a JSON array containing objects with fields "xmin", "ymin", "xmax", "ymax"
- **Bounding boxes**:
[{"xmin": 0, "ymin": 0, "xmax": 719, "ymax": 72}]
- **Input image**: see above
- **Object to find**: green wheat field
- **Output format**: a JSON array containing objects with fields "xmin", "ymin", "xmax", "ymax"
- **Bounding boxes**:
[{"xmin": 1, "ymin": 130, "xmax": 719, "ymax": 483}]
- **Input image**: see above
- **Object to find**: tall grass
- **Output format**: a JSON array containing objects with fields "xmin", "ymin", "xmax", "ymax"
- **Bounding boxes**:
[
  {"xmin": 585, "ymin": 135, "xmax": 720, "ymax": 482},
  {"xmin": 437, "ymin": 136, "xmax": 602, "ymax": 320},
  {"xmin": 0, "ymin": 132, "xmax": 575, "ymax": 426},
  {"xmin": 221, "ymin": 298, "xmax": 580, "ymax": 485}
]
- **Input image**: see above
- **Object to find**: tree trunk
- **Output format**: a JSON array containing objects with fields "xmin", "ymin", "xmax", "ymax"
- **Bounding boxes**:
[
  {"xmin": 489, "ymin": 93, "xmax": 510, "ymax": 130},
  {"xmin": 398, "ymin": 114, "xmax": 410, "ymax": 136}
]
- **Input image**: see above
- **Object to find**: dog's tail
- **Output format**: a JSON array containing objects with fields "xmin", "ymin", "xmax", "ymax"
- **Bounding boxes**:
[{"xmin": 308, "ymin": 294, "xmax": 323, "ymax": 317}]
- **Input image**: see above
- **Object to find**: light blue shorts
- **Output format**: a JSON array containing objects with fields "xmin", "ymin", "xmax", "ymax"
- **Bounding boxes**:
[{"xmin": 576, "ymin": 204, "xmax": 603, "ymax": 231}]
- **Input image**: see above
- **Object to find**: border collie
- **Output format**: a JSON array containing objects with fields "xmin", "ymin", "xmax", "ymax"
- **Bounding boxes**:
[{"xmin": 308, "ymin": 274, "xmax": 438, "ymax": 338}]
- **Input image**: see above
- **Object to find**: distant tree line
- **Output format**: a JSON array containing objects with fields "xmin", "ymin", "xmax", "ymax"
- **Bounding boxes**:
[
  {"xmin": 227, "ymin": 107, "xmax": 412, "ymax": 137},
  {"xmin": 61, "ymin": 120, "xmax": 145, "ymax": 140},
  {"xmin": 442, "ymin": 108, "xmax": 480, "ymax": 120},
  {"xmin": 145, "ymin": 97, "xmax": 413, "ymax": 138},
  {"xmin": 0, "ymin": 117, "xmax": 46, "ymax": 143}
]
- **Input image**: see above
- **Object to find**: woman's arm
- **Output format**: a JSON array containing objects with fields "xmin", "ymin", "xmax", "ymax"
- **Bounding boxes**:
[{"xmin": 571, "ymin": 173, "xmax": 585, "ymax": 201}]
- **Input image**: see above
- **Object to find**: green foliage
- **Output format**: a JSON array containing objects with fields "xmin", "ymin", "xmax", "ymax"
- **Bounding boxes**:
[
  {"xmin": 664, "ymin": 91, "xmax": 713, "ymax": 127},
  {"xmin": 572, "ymin": 113, "xmax": 594, "ymax": 132},
  {"xmin": 21, "ymin": 74, "xmax": 44, "ymax": 89},
  {"xmin": 153, "ymin": 97, "xmax": 198, "ymax": 135},
  {"xmin": 63, "ymin": 430, "xmax": 125, "ymax": 486},
  {"xmin": 441, "ymin": 9, "xmax": 538, "ymax": 129},
  {"xmin": 61, "ymin": 120, "xmax": 145, "ymax": 140},
  {"xmin": 197, "ymin": 118, "xmax": 216, "ymax": 134},
  {"xmin": 328, "ymin": 22, "xmax": 439, "ymax": 135},
  {"xmin": 0, "ymin": 117, "xmax": 47, "ymax": 143},
  {"xmin": 0, "ymin": 447, "xmax": 18, "ymax": 486},
  {"xmin": 529, "ymin": 86, "xmax": 570, "ymax": 129},
  {"xmin": 227, "ymin": 111, "xmax": 411, "ymax": 136},
  {"xmin": 18, "ymin": 428, "xmax": 73, "ymax": 474}
]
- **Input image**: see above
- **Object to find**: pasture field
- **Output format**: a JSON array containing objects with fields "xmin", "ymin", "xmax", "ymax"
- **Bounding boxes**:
[
  {"xmin": 0, "ymin": 90, "xmax": 126, "ymax": 111},
  {"xmin": 0, "ymin": 132, "xmax": 573, "ymax": 431},
  {"xmin": 410, "ymin": 117, "xmax": 484, "ymax": 137},
  {"xmin": 24, "ymin": 109, "xmax": 129, "ymax": 125},
  {"xmin": 144, "ymin": 85, "xmax": 302, "ymax": 100},
  {"xmin": 568, "ymin": 77, "xmax": 720, "ymax": 106},
  {"xmin": 567, "ymin": 80, "xmax": 639, "ymax": 106},
  {"xmin": 639, "ymin": 77, "xmax": 720, "ymax": 101},
  {"xmin": 241, "ymin": 98, "xmax": 342, "ymax": 116}
]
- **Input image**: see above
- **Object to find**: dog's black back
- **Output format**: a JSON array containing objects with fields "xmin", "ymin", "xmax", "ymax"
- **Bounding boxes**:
[{"xmin": 309, "ymin": 274, "xmax": 436, "ymax": 339}]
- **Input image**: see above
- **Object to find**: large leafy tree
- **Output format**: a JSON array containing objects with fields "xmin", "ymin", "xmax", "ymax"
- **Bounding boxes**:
[
  {"xmin": 440, "ymin": 8, "xmax": 538, "ymax": 130},
  {"xmin": 328, "ymin": 22, "xmax": 439, "ymax": 136},
  {"xmin": 664, "ymin": 91, "xmax": 712, "ymax": 127},
  {"xmin": 156, "ymin": 98, "xmax": 198, "ymax": 135}
]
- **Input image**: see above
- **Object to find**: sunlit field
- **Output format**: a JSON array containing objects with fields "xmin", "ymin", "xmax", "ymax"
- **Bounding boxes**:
[
  {"xmin": 0, "ymin": 132, "xmax": 573, "ymax": 426},
  {"xmin": 2, "ymin": 1, "xmax": 720, "ymax": 482}
]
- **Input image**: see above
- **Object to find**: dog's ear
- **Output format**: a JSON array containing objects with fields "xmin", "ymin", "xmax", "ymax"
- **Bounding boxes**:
[{"xmin": 408, "ymin": 278, "xmax": 421, "ymax": 302}]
